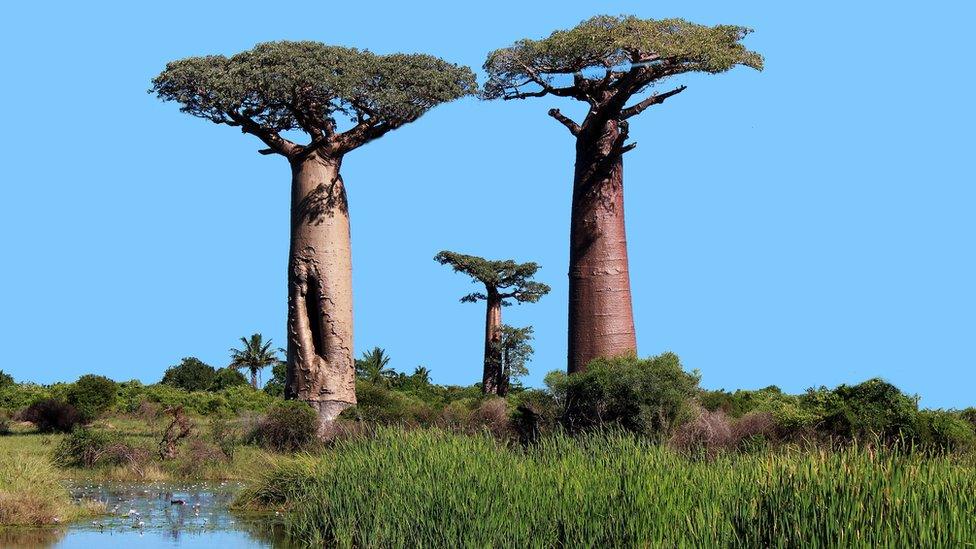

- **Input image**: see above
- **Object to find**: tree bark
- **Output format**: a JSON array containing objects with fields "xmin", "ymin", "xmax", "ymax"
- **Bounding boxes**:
[
  {"xmin": 250, "ymin": 370, "xmax": 258, "ymax": 390},
  {"xmin": 567, "ymin": 119, "xmax": 638, "ymax": 373},
  {"xmin": 284, "ymin": 153, "xmax": 356, "ymax": 434},
  {"xmin": 482, "ymin": 293, "xmax": 503, "ymax": 395}
]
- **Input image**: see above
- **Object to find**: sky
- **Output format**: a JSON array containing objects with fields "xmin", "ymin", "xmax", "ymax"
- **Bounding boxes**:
[{"xmin": 0, "ymin": 1, "xmax": 973, "ymax": 408}]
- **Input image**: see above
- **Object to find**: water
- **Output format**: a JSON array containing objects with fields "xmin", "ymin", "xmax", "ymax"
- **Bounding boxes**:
[{"xmin": 1, "ymin": 481, "xmax": 285, "ymax": 548}]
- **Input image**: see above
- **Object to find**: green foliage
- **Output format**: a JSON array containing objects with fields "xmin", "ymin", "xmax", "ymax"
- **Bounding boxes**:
[
  {"xmin": 152, "ymin": 41, "xmax": 476, "ymax": 155},
  {"xmin": 161, "ymin": 357, "xmax": 217, "ymax": 392},
  {"xmin": 251, "ymin": 401, "xmax": 319, "ymax": 452},
  {"xmin": 484, "ymin": 15, "xmax": 763, "ymax": 101},
  {"xmin": 239, "ymin": 428, "xmax": 976, "ymax": 547},
  {"xmin": 65, "ymin": 374, "xmax": 117, "ymax": 422},
  {"xmin": 211, "ymin": 367, "xmax": 249, "ymax": 391},
  {"xmin": 434, "ymin": 251, "xmax": 550, "ymax": 305},
  {"xmin": 0, "ymin": 370, "xmax": 13, "ymax": 388},
  {"xmin": 0, "ymin": 382, "xmax": 54, "ymax": 413},
  {"xmin": 229, "ymin": 333, "xmax": 279, "ymax": 388},
  {"xmin": 820, "ymin": 378, "xmax": 920, "ymax": 441},
  {"xmin": 52, "ymin": 427, "xmax": 116, "ymax": 468},
  {"xmin": 917, "ymin": 410, "xmax": 976, "ymax": 452},
  {"xmin": 549, "ymin": 352, "xmax": 700, "ymax": 437},
  {"xmin": 263, "ymin": 360, "xmax": 287, "ymax": 398},
  {"xmin": 497, "ymin": 325, "xmax": 534, "ymax": 385},
  {"xmin": 355, "ymin": 347, "xmax": 395, "ymax": 386},
  {"xmin": 342, "ymin": 381, "xmax": 434, "ymax": 424}
]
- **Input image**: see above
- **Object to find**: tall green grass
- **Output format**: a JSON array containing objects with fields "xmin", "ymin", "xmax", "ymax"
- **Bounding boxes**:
[
  {"xmin": 0, "ymin": 453, "xmax": 102, "ymax": 526},
  {"xmin": 238, "ymin": 428, "xmax": 976, "ymax": 547}
]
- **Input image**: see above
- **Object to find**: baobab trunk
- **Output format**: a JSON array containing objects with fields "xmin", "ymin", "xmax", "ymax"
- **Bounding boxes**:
[
  {"xmin": 284, "ymin": 153, "xmax": 356, "ymax": 433},
  {"xmin": 567, "ymin": 120, "xmax": 637, "ymax": 373},
  {"xmin": 482, "ymin": 295, "xmax": 503, "ymax": 395}
]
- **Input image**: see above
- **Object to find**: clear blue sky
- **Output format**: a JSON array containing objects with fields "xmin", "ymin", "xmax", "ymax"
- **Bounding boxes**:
[{"xmin": 1, "ymin": 1, "xmax": 972, "ymax": 408}]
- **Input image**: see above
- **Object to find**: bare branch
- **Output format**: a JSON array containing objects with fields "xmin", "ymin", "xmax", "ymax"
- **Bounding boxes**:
[
  {"xmin": 621, "ymin": 85, "xmax": 687, "ymax": 119},
  {"xmin": 547, "ymin": 109, "xmax": 581, "ymax": 136}
]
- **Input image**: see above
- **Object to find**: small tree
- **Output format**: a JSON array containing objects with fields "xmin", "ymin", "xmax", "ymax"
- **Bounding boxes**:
[
  {"xmin": 153, "ymin": 41, "xmax": 476, "ymax": 428},
  {"xmin": 161, "ymin": 357, "xmax": 217, "ymax": 392},
  {"xmin": 434, "ymin": 251, "xmax": 550, "ymax": 394},
  {"xmin": 66, "ymin": 375, "xmax": 118, "ymax": 422},
  {"xmin": 484, "ymin": 16, "xmax": 762, "ymax": 372},
  {"xmin": 496, "ymin": 325, "xmax": 534, "ymax": 396},
  {"xmin": 229, "ymin": 333, "xmax": 279, "ymax": 389}
]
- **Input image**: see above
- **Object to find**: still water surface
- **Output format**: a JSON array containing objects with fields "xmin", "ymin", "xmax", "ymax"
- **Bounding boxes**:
[{"xmin": 1, "ymin": 481, "xmax": 285, "ymax": 548}]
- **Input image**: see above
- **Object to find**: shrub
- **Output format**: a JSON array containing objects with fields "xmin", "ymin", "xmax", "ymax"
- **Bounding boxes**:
[
  {"xmin": 20, "ymin": 399, "xmax": 83, "ymax": 433},
  {"xmin": 251, "ymin": 401, "xmax": 318, "ymax": 452},
  {"xmin": 211, "ymin": 367, "xmax": 249, "ymax": 391},
  {"xmin": 730, "ymin": 411, "xmax": 778, "ymax": 451},
  {"xmin": 0, "ymin": 411, "xmax": 10, "ymax": 436},
  {"xmin": 917, "ymin": 410, "xmax": 976, "ymax": 452},
  {"xmin": 820, "ymin": 378, "xmax": 919, "ymax": 442},
  {"xmin": 473, "ymin": 398, "xmax": 510, "ymax": 438},
  {"xmin": 0, "ymin": 370, "xmax": 13, "ymax": 389},
  {"xmin": 177, "ymin": 438, "xmax": 230, "ymax": 476},
  {"xmin": 343, "ymin": 381, "xmax": 433, "ymax": 425},
  {"xmin": 550, "ymin": 352, "xmax": 700, "ymax": 437},
  {"xmin": 53, "ymin": 428, "xmax": 115, "ymax": 468},
  {"xmin": 669, "ymin": 409, "xmax": 732, "ymax": 458},
  {"xmin": 210, "ymin": 417, "xmax": 241, "ymax": 459},
  {"xmin": 263, "ymin": 361, "xmax": 287, "ymax": 398},
  {"xmin": 510, "ymin": 389, "xmax": 559, "ymax": 444},
  {"xmin": 161, "ymin": 357, "xmax": 217, "ymax": 392},
  {"xmin": 65, "ymin": 375, "xmax": 117, "ymax": 421}
]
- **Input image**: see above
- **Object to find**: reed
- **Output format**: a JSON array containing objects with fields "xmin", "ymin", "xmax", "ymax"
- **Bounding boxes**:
[{"xmin": 238, "ymin": 428, "xmax": 976, "ymax": 547}]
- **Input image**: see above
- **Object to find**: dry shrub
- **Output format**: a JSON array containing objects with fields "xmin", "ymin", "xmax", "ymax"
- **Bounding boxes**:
[
  {"xmin": 669, "ymin": 409, "xmax": 732, "ymax": 459},
  {"xmin": 437, "ymin": 400, "xmax": 475, "ymax": 432},
  {"xmin": 731, "ymin": 411, "xmax": 778, "ymax": 451},
  {"xmin": 177, "ymin": 438, "xmax": 229, "ymax": 477},
  {"xmin": 133, "ymin": 399, "xmax": 162, "ymax": 425},
  {"xmin": 20, "ymin": 399, "xmax": 84, "ymax": 433},
  {"xmin": 473, "ymin": 398, "xmax": 511, "ymax": 439}
]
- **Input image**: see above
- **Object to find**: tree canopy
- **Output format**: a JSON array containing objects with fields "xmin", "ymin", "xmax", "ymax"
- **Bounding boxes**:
[
  {"xmin": 483, "ymin": 15, "xmax": 762, "ymax": 138},
  {"xmin": 152, "ymin": 41, "xmax": 477, "ymax": 159},
  {"xmin": 434, "ymin": 251, "xmax": 550, "ymax": 305}
]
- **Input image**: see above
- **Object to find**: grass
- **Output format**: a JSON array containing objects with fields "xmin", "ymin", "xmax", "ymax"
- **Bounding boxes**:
[
  {"xmin": 238, "ymin": 427, "xmax": 976, "ymax": 548},
  {"xmin": 0, "ymin": 453, "xmax": 103, "ymax": 527}
]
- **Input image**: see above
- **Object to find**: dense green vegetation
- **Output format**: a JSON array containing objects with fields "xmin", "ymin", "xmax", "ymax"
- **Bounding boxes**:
[{"xmin": 239, "ymin": 428, "xmax": 976, "ymax": 547}]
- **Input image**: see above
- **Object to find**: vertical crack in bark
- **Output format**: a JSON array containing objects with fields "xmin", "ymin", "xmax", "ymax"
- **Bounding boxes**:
[{"xmin": 305, "ymin": 273, "xmax": 325, "ymax": 360}]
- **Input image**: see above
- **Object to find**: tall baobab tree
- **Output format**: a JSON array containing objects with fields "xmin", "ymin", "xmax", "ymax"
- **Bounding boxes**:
[
  {"xmin": 229, "ymin": 333, "xmax": 279, "ymax": 389},
  {"xmin": 434, "ymin": 251, "xmax": 549, "ymax": 394},
  {"xmin": 483, "ymin": 16, "xmax": 762, "ymax": 372},
  {"xmin": 153, "ymin": 42, "xmax": 476, "ymax": 428}
]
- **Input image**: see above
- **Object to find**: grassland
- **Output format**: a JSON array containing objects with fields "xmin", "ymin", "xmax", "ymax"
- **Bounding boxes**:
[{"xmin": 238, "ymin": 428, "xmax": 976, "ymax": 547}]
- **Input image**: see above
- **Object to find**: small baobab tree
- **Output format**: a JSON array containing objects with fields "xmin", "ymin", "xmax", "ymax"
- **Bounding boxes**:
[
  {"xmin": 434, "ymin": 251, "xmax": 549, "ymax": 394},
  {"xmin": 483, "ymin": 16, "xmax": 762, "ymax": 372},
  {"xmin": 229, "ymin": 333, "xmax": 279, "ymax": 389},
  {"xmin": 153, "ymin": 42, "xmax": 476, "ymax": 428}
]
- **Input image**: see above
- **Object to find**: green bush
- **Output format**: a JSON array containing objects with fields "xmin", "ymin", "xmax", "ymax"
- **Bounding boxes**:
[
  {"xmin": 509, "ymin": 389, "xmax": 558, "ymax": 443},
  {"xmin": 263, "ymin": 361, "xmax": 287, "ymax": 398},
  {"xmin": 251, "ymin": 401, "xmax": 319, "ymax": 452},
  {"xmin": 820, "ymin": 378, "xmax": 919, "ymax": 442},
  {"xmin": 65, "ymin": 375, "xmax": 117, "ymax": 421},
  {"xmin": 917, "ymin": 410, "xmax": 976, "ymax": 452},
  {"xmin": 0, "ymin": 370, "xmax": 13, "ymax": 389},
  {"xmin": 341, "ymin": 381, "xmax": 434, "ymax": 424},
  {"xmin": 53, "ymin": 428, "xmax": 116, "ymax": 468},
  {"xmin": 161, "ymin": 357, "xmax": 217, "ymax": 392},
  {"xmin": 0, "ymin": 383, "xmax": 53, "ymax": 413},
  {"xmin": 211, "ymin": 367, "xmax": 249, "ymax": 391},
  {"xmin": 548, "ymin": 352, "xmax": 700, "ymax": 437}
]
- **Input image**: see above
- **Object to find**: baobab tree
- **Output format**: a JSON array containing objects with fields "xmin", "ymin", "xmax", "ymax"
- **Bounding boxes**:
[
  {"xmin": 483, "ymin": 16, "xmax": 762, "ymax": 372},
  {"xmin": 434, "ymin": 251, "xmax": 549, "ymax": 394},
  {"xmin": 153, "ymin": 42, "xmax": 476, "ymax": 428}
]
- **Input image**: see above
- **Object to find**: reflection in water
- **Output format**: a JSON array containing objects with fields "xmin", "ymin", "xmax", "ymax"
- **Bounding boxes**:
[{"xmin": 11, "ymin": 481, "xmax": 286, "ymax": 548}]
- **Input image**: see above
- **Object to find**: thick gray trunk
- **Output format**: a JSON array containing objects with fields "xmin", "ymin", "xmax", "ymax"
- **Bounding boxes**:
[{"xmin": 283, "ymin": 154, "xmax": 356, "ymax": 434}]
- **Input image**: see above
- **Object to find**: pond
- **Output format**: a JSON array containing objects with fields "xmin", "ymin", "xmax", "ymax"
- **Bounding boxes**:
[{"xmin": 1, "ymin": 481, "xmax": 287, "ymax": 548}]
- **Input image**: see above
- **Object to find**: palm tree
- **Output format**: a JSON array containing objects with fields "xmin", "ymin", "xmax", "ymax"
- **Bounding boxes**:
[
  {"xmin": 411, "ymin": 366, "xmax": 431, "ymax": 385},
  {"xmin": 355, "ymin": 347, "xmax": 394, "ymax": 386},
  {"xmin": 229, "ymin": 333, "xmax": 279, "ymax": 389}
]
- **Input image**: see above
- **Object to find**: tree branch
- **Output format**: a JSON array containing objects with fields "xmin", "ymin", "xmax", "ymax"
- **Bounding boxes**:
[
  {"xmin": 547, "ymin": 109, "xmax": 581, "ymax": 136},
  {"xmin": 621, "ymin": 85, "xmax": 687, "ymax": 119},
  {"xmin": 227, "ymin": 111, "xmax": 300, "ymax": 157}
]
